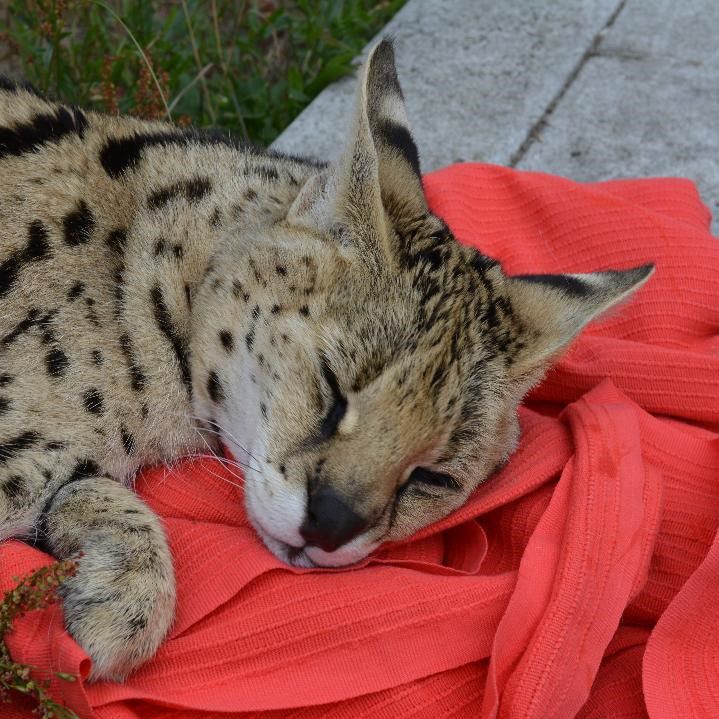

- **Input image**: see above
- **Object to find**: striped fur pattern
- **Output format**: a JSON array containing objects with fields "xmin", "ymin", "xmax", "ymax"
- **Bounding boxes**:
[{"xmin": 0, "ymin": 41, "xmax": 653, "ymax": 680}]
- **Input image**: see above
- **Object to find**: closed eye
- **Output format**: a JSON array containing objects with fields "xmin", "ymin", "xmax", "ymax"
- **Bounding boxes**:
[
  {"xmin": 319, "ymin": 359, "xmax": 347, "ymax": 439},
  {"xmin": 406, "ymin": 467, "xmax": 461, "ymax": 491}
]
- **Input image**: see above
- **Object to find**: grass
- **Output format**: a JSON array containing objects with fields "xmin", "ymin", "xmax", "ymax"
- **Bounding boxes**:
[{"xmin": 0, "ymin": 0, "xmax": 406, "ymax": 146}]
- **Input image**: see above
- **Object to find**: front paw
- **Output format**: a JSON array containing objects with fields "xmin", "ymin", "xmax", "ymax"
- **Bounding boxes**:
[{"xmin": 60, "ymin": 540, "xmax": 176, "ymax": 681}]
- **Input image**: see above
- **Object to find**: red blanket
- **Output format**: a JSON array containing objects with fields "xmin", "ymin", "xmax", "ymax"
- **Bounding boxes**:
[{"xmin": 3, "ymin": 164, "xmax": 718, "ymax": 719}]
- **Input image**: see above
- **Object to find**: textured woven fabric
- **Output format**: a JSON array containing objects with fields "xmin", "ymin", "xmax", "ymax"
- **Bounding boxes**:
[{"xmin": 3, "ymin": 164, "xmax": 718, "ymax": 719}]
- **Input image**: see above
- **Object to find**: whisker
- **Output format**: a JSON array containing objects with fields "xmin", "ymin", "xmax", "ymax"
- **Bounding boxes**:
[
  {"xmin": 190, "ymin": 453, "xmax": 249, "ymax": 483},
  {"xmin": 191, "ymin": 414, "xmax": 264, "ymax": 466},
  {"xmin": 190, "ymin": 426, "xmax": 260, "ymax": 476}
]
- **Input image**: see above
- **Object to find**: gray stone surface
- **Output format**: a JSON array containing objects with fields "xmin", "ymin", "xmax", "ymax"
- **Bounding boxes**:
[
  {"xmin": 273, "ymin": 0, "xmax": 618, "ymax": 170},
  {"xmin": 517, "ymin": 0, "xmax": 719, "ymax": 234},
  {"xmin": 275, "ymin": 0, "xmax": 717, "ymax": 235}
]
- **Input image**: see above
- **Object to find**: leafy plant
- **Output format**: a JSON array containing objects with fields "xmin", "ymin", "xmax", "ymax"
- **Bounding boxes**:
[
  {"xmin": 1, "ymin": 0, "xmax": 406, "ymax": 145},
  {"xmin": 0, "ymin": 559, "xmax": 80, "ymax": 718}
]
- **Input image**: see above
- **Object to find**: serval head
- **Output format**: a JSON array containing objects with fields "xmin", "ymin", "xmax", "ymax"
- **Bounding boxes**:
[{"xmin": 192, "ymin": 39, "xmax": 653, "ymax": 568}]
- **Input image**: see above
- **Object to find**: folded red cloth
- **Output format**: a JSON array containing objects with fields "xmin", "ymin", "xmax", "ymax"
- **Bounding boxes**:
[{"xmin": 3, "ymin": 164, "xmax": 718, "ymax": 719}]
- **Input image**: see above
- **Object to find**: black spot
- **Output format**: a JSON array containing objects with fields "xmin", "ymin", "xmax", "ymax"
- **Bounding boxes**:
[
  {"xmin": 153, "ymin": 238, "xmax": 167, "ymax": 256},
  {"xmin": 45, "ymin": 441, "xmax": 66, "ymax": 451},
  {"xmin": 299, "ymin": 305, "xmax": 310, "ymax": 317},
  {"xmin": 141, "ymin": 403, "xmax": 149, "ymax": 418},
  {"xmin": 63, "ymin": 200, "xmax": 95, "ymax": 246},
  {"xmin": 255, "ymin": 165, "xmax": 279, "ymax": 181},
  {"xmin": 120, "ymin": 426, "xmax": 136, "ymax": 455},
  {"xmin": 0, "ymin": 308, "xmax": 39, "ymax": 346},
  {"xmin": 67, "ymin": 281, "xmax": 85, "ymax": 300},
  {"xmin": 147, "ymin": 177, "xmax": 212, "ymax": 210},
  {"xmin": 0, "ymin": 224, "xmax": 51, "ymax": 298},
  {"xmin": 0, "ymin": 253, "xmax": 21, "ymax": 298},
  {"xmin": 515, "ymin": 273, "xmax": 591, "ymax": 296},
  {"xmin": 37, "ymin": 309, "xmax": 58, "ymax": 345},
  {"xmin": 0, "ymin": 76, "xmax": 43, "ymax": 96},
  {"xmin": 87, "ymin": 310, "xmax": 101, "ymax": 330},
  {"xmin": 279, "ymin": 464, "xmax": 286, "ymax": 475},
  {"xmin": 113, "ymin": 264, "xmax": 125, "ymax": 318},
  {"xmin": 0, "ymin": 105, "xmax": 87, "ymax": 160},
  {"xmin": 172, "ymin": 244, "xmax": 183, "ymax": 259},
  {"xmin": 0, "ymin": 396, "xmax": 11, "ymax": 415},
  {"xmin": 270, "ymin": 304, "xmax": 281, "ymax": 314},
  {"xmin": 106, "ymin": 228, "xmax": 127, "ymax": 254},
  {"xmin": 245, "ymin": 330, "xmax": 255, "ymax": 352},
  {"xmin": 416, "ymin": 246, "xmax": 443, "ymax": 271},
  {"xmin": 26, "ymin": 220, "xmax": 50, "ymax": 259},
  {"xmin": 82, "ymin": 387, "xmax": 104, "ymax": 414},
  {"xmin": 219, "ymin": 330, "xmax": 234, "ymax": 352},
  {"xmin": 98, "ymin": 130, "xmax": 222, "ymax": 178},
  {"xmin": 46, "ymin": 347, "xmax": 69, "ymax": 377},
  {"xmin": 207, "ymin": 371, "xmax": 224, "ymax": 403},
  {"xmin": 375, "ymin": 119, "xmax": 421, "ymax": 179},
  {"xmin": 118, "ymin": 333, "xmax": 147, "ymax": 392},
  {"xmin": 0, "ymin": 431, "xmax": 41, "ymax": 463},
  {"xmin": 470, "ymin": 251, "xmax": 498, "ymax": 274},
  {"xmin": 127, "ymin": 613, "xmax": 148, "ymax": 633},
  {"xmin": 0, "ymin": 373, "xmax": 12, "ymax": 387},
  {"xmin": 1, "ymin": 475, "xmax": 26, "ymax": 501},
  {"xmin": 260, "ymin": 402, "xmax": 267, "ymax": 419},
  {"xmin": 68, "ymin": 459, "xmax": 100, "ymax": 483},
  {"xmin": 150, "ymin": 284, "xmax": 192, "ymax": 395},
  {"xmin": 244, "ymin": 188, "xmax": 258, "ymax": 201},
  {"xmin": 91, "ymin": 349, "xmax": 104, "ymax": 366},
  {"xmin": 231, "ymin": 280, "xmax": 246, "ymax": 301},
  {"xmin": 275, "ymin": 265, "xmax": 287, "ymax": 276},
  {"xmin": 184, "ymin": 283, "xmax": 192, "ymax": 308},
  {"xmin": 429, "ymin": 363, "xmax": 449, "ymax": 392},
  {"xmin": 210, "ymin": 206, "xmax": 222, "ymax": 227},
  {"xmin": 251, "ymin": 305, "xmax": 260, "ymax": 320}
]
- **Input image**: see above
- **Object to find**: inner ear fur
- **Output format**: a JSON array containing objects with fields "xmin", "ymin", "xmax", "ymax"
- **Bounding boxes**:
[
  {"xmin": 505, "ymin": 264, "xmax": 655, "ymax": 378},
  {"xmin": 287, "ymin": 39, "xmax": 428, "ymax": 251}
]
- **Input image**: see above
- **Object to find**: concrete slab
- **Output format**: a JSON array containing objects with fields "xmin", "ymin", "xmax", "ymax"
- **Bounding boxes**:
[
  {"xmin": 273, "ymin": 0, "xmax": 619, "ymax": 171},
  {"xmin": 517, "ymin": 0, "xmax": 719, "ymax": 234}
]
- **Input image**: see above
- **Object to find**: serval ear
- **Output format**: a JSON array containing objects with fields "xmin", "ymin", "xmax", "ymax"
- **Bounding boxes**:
[
  {"xmin": 288, "ymin": 38, "xmax": 425, "ymax": 261},
  {"xmin": 505, "ymin": 264, "xmax": 655, "ymax": 379},
  {"xmin": 362, "ymin": 37, "xmax": 427, "ymax": 222}
]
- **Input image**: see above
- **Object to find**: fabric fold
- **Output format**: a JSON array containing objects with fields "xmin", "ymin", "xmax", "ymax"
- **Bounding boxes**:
[{"xmin": 2, "ymin": 163, "xmax": 718, "ymax": 718}]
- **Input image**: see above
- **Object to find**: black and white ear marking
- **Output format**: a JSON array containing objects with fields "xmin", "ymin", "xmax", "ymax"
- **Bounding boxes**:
[
  {"xmin": 286, "ymin": 38, "xmax": 426, "ymax": 251},
  {"xmin": 364, "ymin": 38, "xmax": 422, "ymax": 182},
  {"xmin": 506, "ymin": 263, "xmax": 655, "ymax": 378}
]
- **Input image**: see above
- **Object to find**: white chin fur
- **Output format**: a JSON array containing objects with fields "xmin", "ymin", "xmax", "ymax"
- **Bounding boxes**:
[
  {"xmin": 226, "ymin": 434, "xmax": 378, "ymax": 569},
  {"xmin": 242, "ymin": 460, "xmax": 306, "ymax": 548},
  {"xmin": 305, "ymin": 536, "xmax": 380, "ymax": 567}
]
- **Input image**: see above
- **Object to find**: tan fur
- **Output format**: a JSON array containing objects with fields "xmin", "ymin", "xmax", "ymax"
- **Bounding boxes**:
[{"xmin": 0, "ymin": 41, "xmax": 652, "ymax": 680}]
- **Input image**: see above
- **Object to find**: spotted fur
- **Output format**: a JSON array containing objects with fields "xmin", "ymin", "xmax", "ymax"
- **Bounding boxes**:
[{"xmin": 0, "ymin": 40, "xmax": 652, "ymax": 680}]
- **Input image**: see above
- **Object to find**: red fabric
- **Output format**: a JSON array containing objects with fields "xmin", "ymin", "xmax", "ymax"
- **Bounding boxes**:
[{"xmin": 2, "ymin": 164, "xmax": 718, "ymax": 719}]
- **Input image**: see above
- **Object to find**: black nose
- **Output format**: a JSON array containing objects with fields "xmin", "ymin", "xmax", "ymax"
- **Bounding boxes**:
[{"xmin": 300, "ymin": 486, "xmax": 368, "ymax": 553}]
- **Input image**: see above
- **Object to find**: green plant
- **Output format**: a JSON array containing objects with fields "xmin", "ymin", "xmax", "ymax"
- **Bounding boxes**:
[
  {"xmin": 2, "ymin": 0, "xmax": 406, "ymax": 145},
  {"xmin": 0, "ymin": 560, "xmax": 80, "ymax": 719}
]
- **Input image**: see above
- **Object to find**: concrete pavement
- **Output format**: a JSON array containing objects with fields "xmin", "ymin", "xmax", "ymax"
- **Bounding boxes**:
[{"xmin": 273, "ymin": 0, "xmax": 718, "ymax": 234}]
